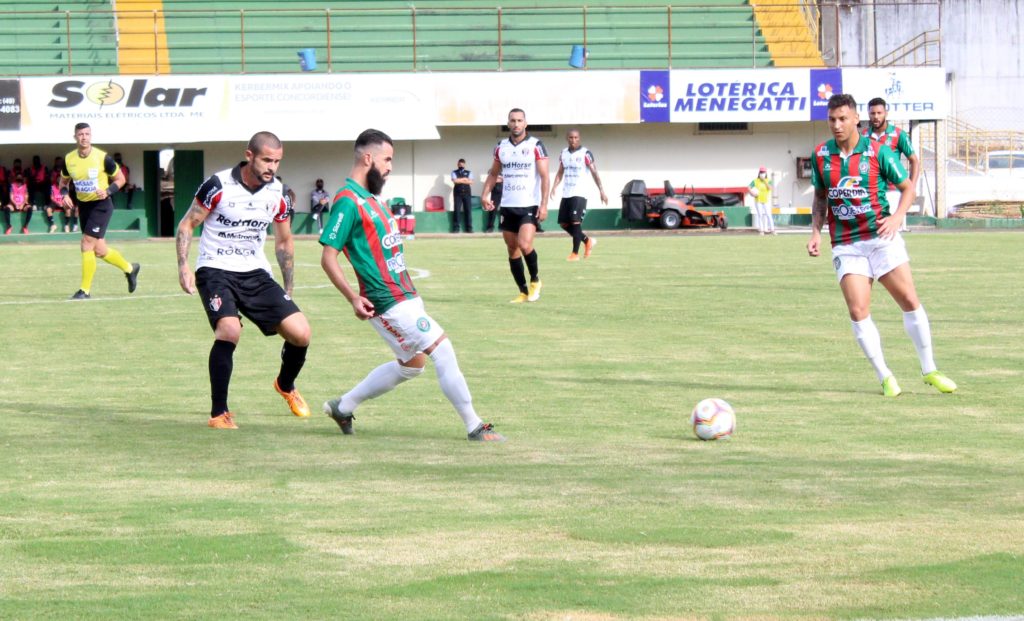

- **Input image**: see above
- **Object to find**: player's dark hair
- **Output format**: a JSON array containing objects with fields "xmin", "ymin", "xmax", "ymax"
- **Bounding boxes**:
[
  {"xmin": 458, "ymin": 158, "xmax": 466, "ymax": 165},
  {"xmin": 354, "ymin": 129, "xmax": 393, "ymax": 152},
  {"xmin": 74, "ymin": 122, "xmax": 90, "ymax": 132},
  {"xmin": 868, "ymin": 97, "xmax": 887, "ymax": 109},
  {"xmin": 508, "ymin": 107, "xmax": 525, "ymax": 118},
  {"xmin": 827, "ymin": 93, "xmax": 858, "ymax": 111},
  {"xmin": 247, "ymin": 131, "xmax": 282, "ymax": 155}
]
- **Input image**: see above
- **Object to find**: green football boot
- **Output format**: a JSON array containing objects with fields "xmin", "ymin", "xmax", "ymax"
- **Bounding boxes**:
[
  {"xmin": 881, "ymin": 375, "xmax": 902, "ymax": 397},
  {"xmin": 923, "ymin": 371, "xmax": 957, "ymax": 393}
]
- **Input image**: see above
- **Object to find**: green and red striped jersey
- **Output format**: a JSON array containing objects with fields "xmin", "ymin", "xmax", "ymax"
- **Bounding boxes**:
[
  {"xmin": 811, "ymin": 135, "xmax": 908, "ymax": 247},
  {"xmin": 862, "ymin": 122, "xmax": 914, "ymax": 158},
  {"xmin": 319, "ymin": 178, "xmax": 417, "ymax": 314}
]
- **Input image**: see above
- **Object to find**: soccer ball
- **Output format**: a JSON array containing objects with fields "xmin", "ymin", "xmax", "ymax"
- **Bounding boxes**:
[{"xmin": 690, "ymin": 398, "xmax": 736, "ymax": 441}]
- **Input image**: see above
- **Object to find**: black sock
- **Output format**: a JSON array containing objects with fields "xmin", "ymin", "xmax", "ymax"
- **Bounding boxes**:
[
  {"xmin": 209, "ymin": 340, "xmax": 236, "ymax": 416},
  {"xmin": 277, "ymin": 341, "xmax": 308, "ymax": 392},
  {"xmin": 570, "ymin": 224, "xmax": 584, "ymax": 254},
  {"xmin": 44, "ymin": 212, "xmax": 54, "ymax": 226},
  {"xmin": 22, "ymin": 210, "xmax": 32, "ymax": 228},
  {"xmin": 524, "ymin": 249, "xmax": 539, "ymax": 281},
  {"xmin": 509, "ymin": 256, "xmax": 528, "ymax": 293}
]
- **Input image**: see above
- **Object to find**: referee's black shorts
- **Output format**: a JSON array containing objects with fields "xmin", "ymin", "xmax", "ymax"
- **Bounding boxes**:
[
  {"xmin": 196, "ymin": 267, "xmax": 301, "ymax": 335},
  {"xmin": 77, "ymin": 198, "xmax": 115, "ymax": 239}
]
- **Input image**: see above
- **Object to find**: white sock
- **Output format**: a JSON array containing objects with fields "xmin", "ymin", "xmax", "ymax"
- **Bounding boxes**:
[
  {"xmin": 903, "ymin": 306, "xmax": 937, "ymax": 375},
  {"xmin": 339, "ymin": 360, "xmax": 421, "ymax": 413},
  {"xmin": 852, "ymin": 317, "xmax": 892, "ymax": 382},
  {"xmin": 429, "ymin": 339, "xmax": 483, "ymax": 433}
]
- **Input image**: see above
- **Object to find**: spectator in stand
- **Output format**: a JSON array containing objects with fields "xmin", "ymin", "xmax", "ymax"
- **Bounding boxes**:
[
  {"xmin": 50, "ymin": 156, "xmax": 76, "ymax": 232},
  {"xmin": 0, "ymin": 158, "xmax": 9, "ymax": 216},
  {"xmin": 112, "ymin": 152, "xmax": 137, "ymax": 209},
  {"xmin": 26, "ymin": 155, "xmax": 51, "ymax": 229},
  {"xmin": 4, "ymin": 173, "xmax": 32, "ymax": 234},
  {"xmin": 47, "ymin": 175, "xmax": 70, "ymax": 233},
  {"xmin": 310, "ymin": 178, "xmax": 331, "ymax": 234}
]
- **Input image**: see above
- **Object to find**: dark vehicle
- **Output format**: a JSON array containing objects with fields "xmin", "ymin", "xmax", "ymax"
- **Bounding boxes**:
[{"xmin": 622, "ymin": 179, "xmax": 736, "ymax": 230}]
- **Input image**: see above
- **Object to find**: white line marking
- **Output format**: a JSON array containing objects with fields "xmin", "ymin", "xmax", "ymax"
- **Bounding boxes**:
[{"xmin": 0, "ymin": 268, "xmax": 431, "ymax": 306}]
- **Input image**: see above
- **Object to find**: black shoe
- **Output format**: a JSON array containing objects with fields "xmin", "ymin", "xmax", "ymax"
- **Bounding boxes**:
[
  {"xmin": 323, "ymin": 398, "xmax": 355, "ymax": 435},
  {"xmin": 126, "ymin": 263, "xmax": 140, "ymax": 293},
  {"xmin": 69, "ymin": 289, "xmax": 90, "ymax": 300}
]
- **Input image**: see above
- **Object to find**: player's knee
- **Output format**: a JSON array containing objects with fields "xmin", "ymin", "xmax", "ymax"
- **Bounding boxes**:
[
  {"xmin": 281, "ymin": 314, "xmax": 311, "ymax": 347},
  {"xmin": 214, "ymin": 321, "xmax": 242, "ymax": 343},
  {"xmin": 398, "ymin": 364, "xmax": 424, "ymax": 380}
]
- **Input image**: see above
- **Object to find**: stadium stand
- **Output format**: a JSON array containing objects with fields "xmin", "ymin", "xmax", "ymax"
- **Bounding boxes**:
[
  {"xmin": 0, "ymin": 1, "xmax": 117, "ymax": 75},
  {"xmin": 0, "ymin": 1, "xmax": 811, "ymax": 75}
]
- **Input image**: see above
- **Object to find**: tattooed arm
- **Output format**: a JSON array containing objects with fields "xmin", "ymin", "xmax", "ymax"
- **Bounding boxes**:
[
  {"xmin": 176, "ymin": 200, "xmax": 210, "ymax": 294},
  {"xmin": 273, "ymin": 218, "xmax": 295, "ymax": 296},
  {"xmin": 807, "ymin": 188, "xmax": 828, "ymax": 257}
]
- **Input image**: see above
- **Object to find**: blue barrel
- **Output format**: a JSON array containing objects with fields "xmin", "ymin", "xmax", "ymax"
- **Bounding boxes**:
[
  {"xmin": 569, "ymin": 45, "xmax": 587, "ymax": 68},
  {"xmin": 298, "ymin": 48, "xmax": 317, "ymax": 71}
]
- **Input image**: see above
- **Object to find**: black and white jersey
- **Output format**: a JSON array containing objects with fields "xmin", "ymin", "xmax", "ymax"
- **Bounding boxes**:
[
  {"xmin": 493, "ymin": 134, "xmax": 548, "ymax": 207},
  {"xmin": 559, "ymin": 146, "xmax": 595, "ymax": 199},
  {"xmin": 194, "ymin": 163, "xmax": 288, "ymax": 274}
]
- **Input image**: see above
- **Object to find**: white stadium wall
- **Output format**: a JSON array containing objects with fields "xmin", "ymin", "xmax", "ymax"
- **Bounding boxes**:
[{"xmin": 0, "ymin": 67, "xmax": 943, "ymax": 217}]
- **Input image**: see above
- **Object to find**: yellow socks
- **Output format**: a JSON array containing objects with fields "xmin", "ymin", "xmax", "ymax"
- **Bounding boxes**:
[
  {"xmin": 80, "ymin": 250, "xmax": 97, "ymax": 293},
  {"xmin": 101, "ymin": 247, "xmax": 132, "ymax": 273}
]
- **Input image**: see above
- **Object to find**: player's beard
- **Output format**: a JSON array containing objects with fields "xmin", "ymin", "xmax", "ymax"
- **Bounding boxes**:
[{"xmin": 367, "ymin": 162, "xmax": 387, "ymax": 195}]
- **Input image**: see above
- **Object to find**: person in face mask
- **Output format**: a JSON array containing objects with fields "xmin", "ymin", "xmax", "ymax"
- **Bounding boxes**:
[
  {"xmin": 450, "ymin": 158, "xmax": 473, "ymax": 233},
  {"xmin": 310, "ymin": 178, "xmax": 331, "ymax": 234},
  {"xmin": 748, "ymin": 166, "xmax": 775, "ymax": 235}
]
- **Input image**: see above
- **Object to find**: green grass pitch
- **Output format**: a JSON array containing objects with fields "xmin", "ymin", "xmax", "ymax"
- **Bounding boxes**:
[{"xmin": 1, "ymin": 231, "xmax": 1022, "ymax": 620}]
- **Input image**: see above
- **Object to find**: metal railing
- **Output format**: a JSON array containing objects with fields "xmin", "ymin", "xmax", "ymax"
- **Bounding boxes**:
[
  {"xmin": 0, "ymin": 4, "xmax": 828, "ymax": 75},
  {"xmin": 872, "ymin": 29, "xmax": 941, "ymax": 67},
  {"xmin": 918, "ymin": 117, "xmax": 1024, "ymax": 174}
]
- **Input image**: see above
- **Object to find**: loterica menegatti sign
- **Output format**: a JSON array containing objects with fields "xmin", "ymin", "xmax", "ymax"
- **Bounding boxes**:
[{"xmin": 640, "ymin": 67, "xmax": 947, "ymax": 123}]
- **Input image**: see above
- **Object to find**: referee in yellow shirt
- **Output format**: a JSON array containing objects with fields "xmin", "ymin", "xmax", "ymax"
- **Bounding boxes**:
[{"xmin": 60, "ymin": 123, "xmax": 140, "ymax": 300}]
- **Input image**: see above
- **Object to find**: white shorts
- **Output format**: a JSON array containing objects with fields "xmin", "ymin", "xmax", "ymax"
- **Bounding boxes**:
[
  {"xmin": 831, "ymin": 234, "xmax": 909, "ymax": 282},
  {"xmin": 370, "ymin": 297, "xmax": 445, "ymax": 362}
]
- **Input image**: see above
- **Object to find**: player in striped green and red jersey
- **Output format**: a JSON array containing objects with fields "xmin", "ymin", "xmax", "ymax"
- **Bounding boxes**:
[
  {"xmin": 811, "ymin": 116, "xmax": 908, "ymax": 247},
  {"xmin": 863, "ymin": 96, "xmax": 920, "ymax": 232},
  {"xmin": 807, "ymin": 94, "xmax": 957, "ymax": 397},
  {"xmin": 319, "ymin": 129, "xmax": 504, "ymax": 442}
]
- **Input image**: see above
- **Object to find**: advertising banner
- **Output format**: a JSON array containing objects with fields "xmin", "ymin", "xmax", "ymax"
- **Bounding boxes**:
[
  {"xmin": 0, "ymin": 80, "xmax": 22, "ymax": 131},
  {"xmin": 667, "ymin": 68, "xmax": 811, "ymax": 123},
  {"xmin": 809, "ymin": 68, "xmax": 843, "ymax": 121},
  {"xmin": 6, "ymin": 74, "xmax": 438, "ymax": 144},
  {"xmin": 639, "ymin": 67, "xmax": 945, "ymax": 123},
  {"xmin": 639, "ymin": 70, "xmax": 671, "ymax": 123},
  {"xmin": 839, "ymin": 67, "xmax": 946, "ymax": 120}
]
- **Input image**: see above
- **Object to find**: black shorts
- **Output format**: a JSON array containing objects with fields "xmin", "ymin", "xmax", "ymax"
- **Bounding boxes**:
[
  {"xmin": 195, "ymin": 267, "xmax": 302, "ymax": 336},
  {"xmin": 499, "ymin": 206, "xmax": 539, "ymax": 233},
  {"xmin": 31, "ymin": 189, "xmax": 48, "ymax": 207},
  {"xmin": 77, "ymin": 198, "xmax": 114, "ymax": 239},
  {"xmin": 558, "ymin": 196, "xmax": 588, "ymax": 224}
]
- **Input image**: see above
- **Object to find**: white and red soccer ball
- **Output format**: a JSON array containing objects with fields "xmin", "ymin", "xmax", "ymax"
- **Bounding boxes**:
[{"xmin": 690, "ymin": 398, "xmax": 736, "ymax": 441}]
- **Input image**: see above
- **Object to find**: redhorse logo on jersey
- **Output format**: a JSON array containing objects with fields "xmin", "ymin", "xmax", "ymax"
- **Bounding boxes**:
[{"xmin": 828, "ymin": 176, "xmax": 869, "ymax": 201}]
